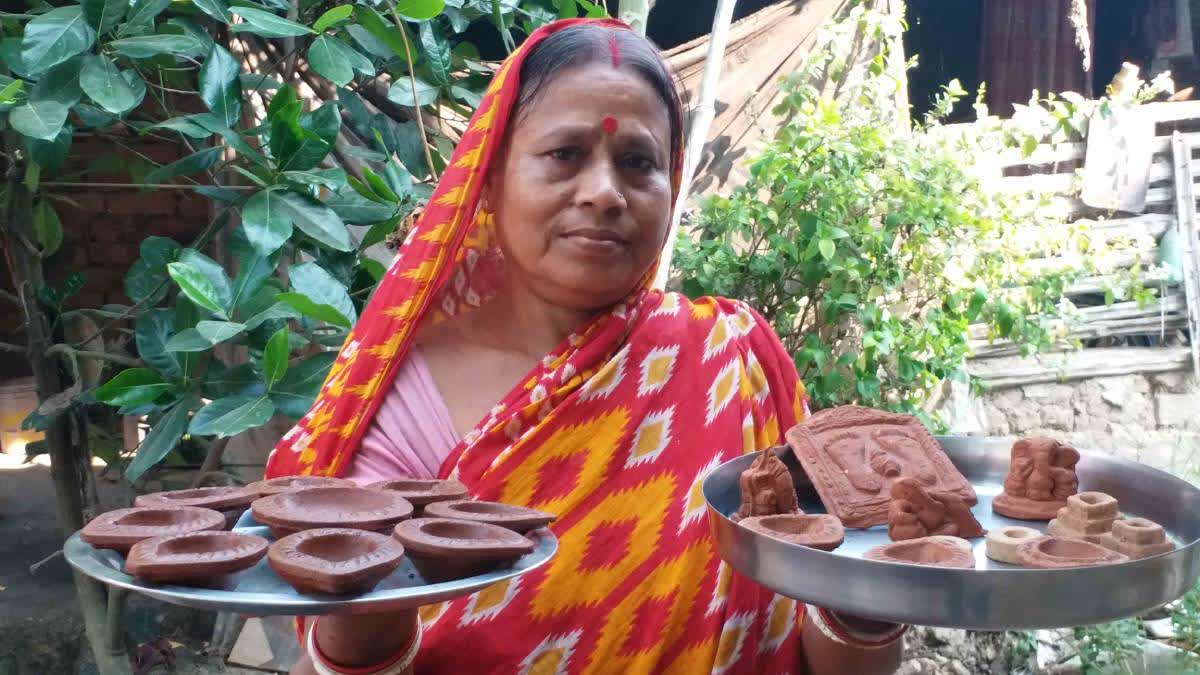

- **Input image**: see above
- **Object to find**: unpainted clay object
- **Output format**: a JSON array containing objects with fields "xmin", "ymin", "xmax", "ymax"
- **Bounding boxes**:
[
  {"xmin": 80, "ymin": 506, "xmax": 226, "ymax": 554},
  {"xmin": 392, "ymin": 518, "xmax": 535, "ymax": 583},
  {"xmin": 733, "ymin": 446, "xmax": 800, "ymax": 522},
  {"xmin": 252, "ymin": 487, "xmax": 414, "ymax": 535},
  {"xmin": 368, "ymin": 479, "xmax": 469, "ymax": 515},
  {"xmin": 268, "ymin": 528, "xmax": 405, "ymax": 595},
  {"xmin": 992, "ymin": 437, "xmax": 1080, "ymax": 520},
  {"xmin": 246, "ymin": 476, "xmax": 355, "ymax": 497},
  {"xmin": 739, "ymin": 514, "xmax": 845, "ymax": 551},
  {"xmin": 124, "ymin": 530, "xmax": 268, "ymax": 585},
  {"xmin": 886, "ymin": 477, "xmax": 986, "ymax": 542},
  {"xmin": 1045, "ymin": 491, "xmax": 1120, "ymax": 547},
  {"xmin": 863, "ymin": 535, "xmax": 976, "ymax": 569},
  {"xmin": 1015, "ymin": 536, "xmax": 1129, "ymax": 569},
  {"xmin": 422, "ymin": 500, "xmax": 555, "ymax": 535},
  {"xmin": 1111, "ymin": 517, "xmax": 1175, "ymax": 559},
  {"xmin": 984, "ymin": 526, "xmax": 1042, "ymax": 564},
  {"xmin": 135, "ymin": 486, "xmax": 258, "ymax": 530},
  {"xmin": 785, "ymin": 406, "xmax": 976, "ymax": 529}
]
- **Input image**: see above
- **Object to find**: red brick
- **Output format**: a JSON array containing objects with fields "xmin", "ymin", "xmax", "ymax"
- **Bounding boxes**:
[{"xmin": 107, "ymin": 191, "xmax": 176, "ymax": 215}]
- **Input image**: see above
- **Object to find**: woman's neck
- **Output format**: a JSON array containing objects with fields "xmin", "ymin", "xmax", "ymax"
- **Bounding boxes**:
[{"xmin": 463, "ymin": 284, "xmax": 597, "ymax": 359}]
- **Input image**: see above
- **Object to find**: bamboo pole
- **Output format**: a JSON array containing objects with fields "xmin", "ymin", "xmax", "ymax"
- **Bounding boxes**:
[
  {"xmin": 653, "ymin": 0, "xmax": 738, "ymax": 290},
  {"xmin": 618, "ymin": 0, "xmax": 654, "ymax": 36}
]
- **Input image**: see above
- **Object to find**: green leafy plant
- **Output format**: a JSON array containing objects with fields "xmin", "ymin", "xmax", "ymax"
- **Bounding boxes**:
[{"xmin": 1072, "ymin": 619, "xmax": 1144, "ymax": 674}]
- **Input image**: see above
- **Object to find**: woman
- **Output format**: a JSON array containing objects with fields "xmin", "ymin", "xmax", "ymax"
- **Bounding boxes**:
[{"xmin": 267, "ymin": 17, "xmax": 906, "ymax": 674}]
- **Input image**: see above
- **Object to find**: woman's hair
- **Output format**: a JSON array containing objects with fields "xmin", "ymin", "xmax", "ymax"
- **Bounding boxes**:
[{"xmin": 514, "ymin": 24, "xmax": 686, "ymax": 175}]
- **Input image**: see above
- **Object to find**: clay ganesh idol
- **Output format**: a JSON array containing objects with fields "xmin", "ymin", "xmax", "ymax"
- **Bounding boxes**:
[
  {"xmin": 993, "ymin": 437, "xmax": 1080, "ymax": 520},
  {"xmin": 733, "ymin": 446, "xmax": 800, "ymax": 522},
  {"xmin": 887, "ymin": 477, "xmax": 986, "ymax": 542}
]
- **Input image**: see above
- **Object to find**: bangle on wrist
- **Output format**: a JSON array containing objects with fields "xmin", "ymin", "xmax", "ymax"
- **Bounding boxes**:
[
  {"xmin": 807, "ymin": 605, "xmax": 908, "ymax": 650},
  {"xmin": 306, "ymin": 615, "xmax": 422, "ymax": 675}
]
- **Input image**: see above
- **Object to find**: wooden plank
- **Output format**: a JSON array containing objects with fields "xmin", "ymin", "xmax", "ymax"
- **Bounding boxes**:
[
  {"xmin": 996, "ymin": 172, "xmax": 1075, "ymax": 194},
  {"xmin": 1171, "ymin": 131, "xmax": 1200, "ymax": 380},
  {"xmin": 968, "ymin": 347, "xmax": 1192, "ymax": 388},
  {"xmin": 997, "ymin": 142, "xmax": 1085, "ymax": 169},
  {"xmin": 1141, "ymin": 100, "xmax": 1200, "ymax": 123},
  {"xmin": 968, "ymin": 295, "xmax": 1188, "ymax": 341},
  {"xmin": 1023, "ymin": 248, "xmax": 1154, "ymax": 276},
  {"xmin": 1082, "ymin": 213, "xmax": 1176, "ymax": 241}
]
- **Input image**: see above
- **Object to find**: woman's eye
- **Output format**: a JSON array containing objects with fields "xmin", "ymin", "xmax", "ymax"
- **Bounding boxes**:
[
  {"xmin": 623, "ymin": 154, "xmax": 656, "ymax": 171},
  {"xmin": 549, "ymin": 147, "xmax": 580, "ymax": 161}
]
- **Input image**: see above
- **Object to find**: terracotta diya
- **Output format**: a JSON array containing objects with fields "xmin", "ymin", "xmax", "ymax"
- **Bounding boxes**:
[
  {"xmin": 992, "ymin": 437, "xmax": 1080, "ymax": 521},
  {"xmin": 135, "ymin": 486, "xmax": 258, "ymax": 529},
  {"xmin": 124, "ymin": 530, "xmax": 268, "ymax": 585},
  {"xmin": 268, "ymin": 528, "xmax": 405, "ymax": 595},
  {"xmin": 739, "ymin": 514, "xmax": 845, "ymax": 552},
  {"xmin": 252, "ymin": 487, "xmax": 414, "ymax": 538},
  {"xmin": 246, "ymin": 475, "xmax": 355, "ymax": 497},
  {"xmin": 80, "ymin": 506, "xmax": 226, "ymax": 554},
  {"xmin": 1016, "ymin": 536, "xmax": 1129, "ymax": 569},
  {"xmin": 785, "ymin": 406, "xmax": 976, "ymax": 529},
  {"xmin": 393, "ymin": 518, "xmax": 535, "ymax": 583},
  {"xmin": 863, "ymin": 535, "xmax": 976, "ymax": 569},
  {"xmin": 422, "ymin": 500, "xmax": 556, "ymax": 535},
  {"xmin": 368, "ymin": 478, "xmax": 469, "ymax": 515}
]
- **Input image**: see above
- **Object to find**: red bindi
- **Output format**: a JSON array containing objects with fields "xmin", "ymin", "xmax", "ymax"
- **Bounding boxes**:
[{"xmin": 601, "ymin": 116, "xmax": 619, "ymax": 134}]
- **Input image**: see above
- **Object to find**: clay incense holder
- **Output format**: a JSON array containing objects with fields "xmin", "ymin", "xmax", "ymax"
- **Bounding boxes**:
[
  {"xmin": 1111, "ymin": 518, "xmax": 1175, "ymax": 559},
  {"xmin": 268, "ymin": 528, "xmax": 405, "ymax": 595},
  {"xmin": 80, "ymin": 506, "xmax": 226, "ymax": 554},
  {"xmin": 422, "ymin": 500, "xmax": 556, "ymax": 535},
  {"xmin": 135, "ymin": 486, "xmax": 259, "ymax": 530},
  {"xmin": 124, "ymin": 531, "xmax": 268, "ymax": 586},
  {"xmin": 1015, "ymin": 536, "xmax": 1129, "ymax": 569},
  {"xmin": 1047, "ymin": 492, "xmax": 1120, "ymax": 548},
  {"xmin": 368, "ymin": 479, "xmax": 469, "ymax": 515},
  {"xmin": 739, "ymin": 514, "xmax": 845, "ymax": 552},
  {"xmin": 252, "ymin": 487, "xmax": 414, "ymax": 539},
  {"xmin": 984, "ymin": 526, "xmax": 1042, "ymax": 565},
  {"xmin": 863, "ymin": 535, "xmax": 976, "ymax": 569},
  {"xmin": 392, "ymin": 518, "xmax": 535, "ymax": 583},
  {"xmin": 245, "ymin": 476, "xmax": 356, "ymax": 497}
]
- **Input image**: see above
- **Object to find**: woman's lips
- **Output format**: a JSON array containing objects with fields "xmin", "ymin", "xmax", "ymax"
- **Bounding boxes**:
[{"xmin": 561, "ymin": 228, "xmax": 629, "ymax": 255}]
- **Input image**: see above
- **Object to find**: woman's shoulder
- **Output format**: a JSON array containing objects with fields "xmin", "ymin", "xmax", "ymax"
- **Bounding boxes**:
[{"xmin": 640, "ymin": 292, "xmax": 780, "ymax": 346}]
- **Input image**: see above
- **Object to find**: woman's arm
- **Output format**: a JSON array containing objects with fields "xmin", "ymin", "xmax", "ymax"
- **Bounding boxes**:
[
  {"xmin": 290, "ymin": 610, "xmax": 419, "ymax": 675},
  {"xmin": 799, "ymin": 607, "xmax": 905, "ymax": 675}
]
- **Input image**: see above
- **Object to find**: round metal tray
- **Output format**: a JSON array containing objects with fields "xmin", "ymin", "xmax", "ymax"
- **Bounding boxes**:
[
  {"xmin": 64, "ymin": 524, "xmax": 557, "ymax": 616},
  {"xmin": 704, "ymin": 435, "xmax": 1200, "ymax": 630}
]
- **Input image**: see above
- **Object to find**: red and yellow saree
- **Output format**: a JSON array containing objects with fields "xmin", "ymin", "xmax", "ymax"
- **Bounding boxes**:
[{"xmin": 266, "ymin": 17, "xmax": 810, "ymax": 673}]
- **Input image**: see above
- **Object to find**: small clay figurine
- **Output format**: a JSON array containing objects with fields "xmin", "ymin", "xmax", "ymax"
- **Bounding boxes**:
[
  {"xmin": 1111, "ymin": 517, "xmax": 1175, "ymax": 559},
  {"xmin": 993, "ymin": 437, "xmax": 1081, "ymax": 520},
  {"xmin": 733, "ymin": 446, "xmax": 800, "ymax": 522},
  {"xmin": 887, "ymin": 478, "xmax": 986, "ymax": 542},
  {"xmin": 1046, "ymin": 492, "xmax": 1120, "ymax": 548}
]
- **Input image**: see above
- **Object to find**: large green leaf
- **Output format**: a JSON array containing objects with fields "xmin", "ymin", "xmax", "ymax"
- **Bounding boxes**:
[
  {"xmin": 80, "ymin": 55, "xmax": 138, "ymax": 114},
  {"xmin": 165, "ymin": 320, "xmax": 246, "ymax": 351},
  {"xmin": 301, "ymin": 102, "xmax": 341, "ymax": 148},
  {"xmin": 179, "ymin": 248, "xmax": 234, "ymax": 306},
  {"xmin": 21, "ymin": 6, "xmax": 96, "ymax": 74},
  {"xmin": 144, "ymin": 146, "xmax": 223, "ymax": 184},
  {"xmin": 276, "ymin": 292, "xmax": 351, "ymax": 328},
  {"xmin": 81, "ymin": 0, "xmax": 124, "ymax": 35},
  {"xmin": 168, "ymin": 262, "xmax": 227, "ymax": 318},
  {"xmin": 121, "ymin": 0, "xmax": 172, "ymax": 33},
  {"xmin": 263, "ymin": 327, "xmax": 289, "ymax": 388},
  {"xmin": 353, "ymin": 6, "xmax": 406, "ymax": 58},
  {"xmin": 134, "ymin": 309, "xmax": 180, "ymax": 381},
  {"xmin": 230, "ymin": 6, "xmax": 313, "ymax": 37},
  {"xmin": 192, "ymin": 0, "xmax": 232, "ymax": 22},
  {"xmin": 9, "ymin": 100, "xmax": 69, "ymax": 140},
  {"xmin": 148, "ymin": 116, "xmax": 215, "ymax": 139},
  {"xmin": 93, "ymin": 368, "xmax": 172, "ymax": 407},
  {"xmin": 124, "ymin": 397, "xmax": 197, "ymax": 482},
  {"xmin": 387, "ymin": 76, "xmax": 439, "ymax": 107},
  {"xmin": 397, "ymin": 0, "xmax": 445, "ymax": 20},
  {"xmin": 25, "ymin": 124, "xmax": 73, "ymax": 171},
  {"xmin": 278, "ymin": 192, "xmax": 353, "ymax": 251},
  {"xmin": 109, "ymin": 34, "xmax": 206, "ymax": 58},
  {"xmin": 419, "ymin": 21, "xmax": 451, "ymax": 86},
  {"xmin": 29, "ymin": 58, "xmax": 83, "ymax": 107},
  {"xmin": 241, "ymin": 189, "xmax": 293, "ymax": 255},
  {"xmin": 244, "ymin": 302, "xmax": 301, "ymax": 330},
  {"xmin": 313, "ymin": 5, "xmax": 353, "ymax": 32},
  {"xmin": 270, "ymin": 352, "xmax": 335, "ymax": 417},
  {"xmin": 199, "ymin": 44, "xmax": 242, "ymax": 127},
  {"xmin": 229, "ymin": 224, "xmax": 278, "ymax": 312},
  {"xmin": 33, "ymin": 201, "xmax": 63, "ymax": 255},
  {"xmin": 142, "ymin": 236, "xmax": 182, "ymax": 267},
  {"xmin": 0, "ymin": 78, "xmax": 25, "ymax": 109},
  {"xmin": 308, "ymin": 36, "xmax": 356, "ymax": 87},
  {"xmin": 345, "ymin": 24, "xmax": 393, "ymax": 60},
  {"xmin": 289, "ymin": 262, "xmax": 356, "ymax": 326},
  {"xmin": 162, "ymin": 327, "xmax": 212, "ymax": 352},
  {"xmin": 203, "ymin": 363, "xmax": 264, "ymax": 399},
  {"xmin": 189, "ymin": 395, "xmax": 275, "ymax": 437}
]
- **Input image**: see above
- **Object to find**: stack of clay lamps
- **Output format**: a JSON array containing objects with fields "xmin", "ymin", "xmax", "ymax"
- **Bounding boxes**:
[
  {"xmin": 80, "ymin": 506, "xmax": 226, "ymax": 554},
  {"xmin": 135, "ymin": 485, "xmax": 258, "ymax": 530}
]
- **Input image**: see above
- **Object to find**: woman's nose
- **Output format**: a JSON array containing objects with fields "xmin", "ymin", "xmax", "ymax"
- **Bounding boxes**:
[{"xmin": 576, "ymin": 158, "xmax": 625, "ymax": 212}]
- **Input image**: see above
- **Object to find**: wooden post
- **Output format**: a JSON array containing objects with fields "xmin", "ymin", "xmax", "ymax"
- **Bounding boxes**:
[
  {"xmin": 618, "ymin": 0, "xmax": 654, "ymax": 36},
  {"xmin": 653, "ymin": 0, "xmax": 738, "ymax": 289},
  {"xmin": 1170, "ymin": 131, "xmax": 1200, "ymax": 380}
]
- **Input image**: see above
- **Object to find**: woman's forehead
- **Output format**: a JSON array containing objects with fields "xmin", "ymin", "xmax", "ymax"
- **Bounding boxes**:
[{"xmin": 513, "ymin": 64, "xmax": 670, "ymax": 139}]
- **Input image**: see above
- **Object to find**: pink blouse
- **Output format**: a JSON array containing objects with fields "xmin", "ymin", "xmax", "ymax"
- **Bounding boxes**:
[{"xmin": 343, "ymin": 347, "xmax": 460, "ymax": 484}]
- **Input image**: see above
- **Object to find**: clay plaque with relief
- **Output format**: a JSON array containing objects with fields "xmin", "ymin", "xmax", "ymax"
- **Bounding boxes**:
[{"xmin": 785, "ymin": 406, "xmax": 976, "ymax": 528}]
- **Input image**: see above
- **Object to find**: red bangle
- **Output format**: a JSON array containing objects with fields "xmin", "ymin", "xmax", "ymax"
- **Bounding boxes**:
[{"xmin": 812, "ymin": 607, "xmax": 908, "ymax": 649}]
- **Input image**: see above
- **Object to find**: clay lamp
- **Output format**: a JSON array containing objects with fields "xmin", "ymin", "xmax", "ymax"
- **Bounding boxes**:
[
  {"xmin": 245, "ymin": 476, "xmax": 355, "ymax": 497},
  {"xmin": 984, "ymin": 526, "xmax": 1042, "ymax": 564},
  {"xmin": 392, "ymin": 518, "xmax": 535, "ymax": 583},
  {"xmin": 135, "ymin": 486, "xmax": 258, "ymax": 530},
  {"xmin": 368, "ymin": 479, "xmax": 470, "ymax": 516},
  {"xmin": 252, "ymin": 487, "xmax": 414, "ymax": 539},
  {"xmin": 739, "ymin": 514, "xmax": 845, "ymax": 552},
  {"xmin": 422, "ymin": 500, "xmax": 556, "ymax": 535},
  {"xmin": 863, "ymin": 535, "xmax": 976, "ymax": 569},
  {"xmin": 80, "ymin": 506, "xmax": 226, "ymax": 554},
  {"xmin": 268, "ymin": 528, "xmax": 406, "ymax": 595},
  {"xmin": 1016, "ymin": 536, "xmax": 1129, "ymax": 569},
  {"xmin": 124, "ymin": 531, "xmax": 268, "ymax": 586}
]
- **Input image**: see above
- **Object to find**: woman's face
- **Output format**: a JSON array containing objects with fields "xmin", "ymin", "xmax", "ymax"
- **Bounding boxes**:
[{"xmin": 488, "ymin": 63, "xmax": 674, "ymax": 311}]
